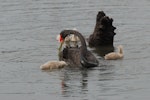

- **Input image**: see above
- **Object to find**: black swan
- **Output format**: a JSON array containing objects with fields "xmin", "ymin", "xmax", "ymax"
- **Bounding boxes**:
[
  {"xmin": 88, "ymin": 11, "xmax": 116, "ymax": 47},
  {"xmin": 58, "ymin": 30, "xmax": 99, "ymax": 68}
]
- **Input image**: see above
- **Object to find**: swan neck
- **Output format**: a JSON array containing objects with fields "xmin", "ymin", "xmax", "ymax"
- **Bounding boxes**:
[{"xmin": 118, "ymin": 46, "xmax": 123, "ymax": 54}]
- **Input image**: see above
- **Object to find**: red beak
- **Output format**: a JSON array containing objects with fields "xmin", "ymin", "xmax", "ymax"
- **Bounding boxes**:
[
  {"xmin": 59, "ymin": 35, "xmax": 63, "ymax": 42},
  {"xmin": 56, "ymin": 34, "xmax": 64, "ymax": 43}
]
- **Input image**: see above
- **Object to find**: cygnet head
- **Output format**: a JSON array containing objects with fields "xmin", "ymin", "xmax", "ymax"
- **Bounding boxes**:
[
  {"xmin": 59, "ymin": 61, "xmax": 68, "ymax": 66},
  {"xmin": 117, "ymin": 45, "xmax": 123, "ymax": 54}
]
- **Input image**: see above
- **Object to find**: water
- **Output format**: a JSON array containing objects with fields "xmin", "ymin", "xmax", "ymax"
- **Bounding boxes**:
[{"xmin": 0, "ymin": 0, "xmax": 150, "ymax": 100}]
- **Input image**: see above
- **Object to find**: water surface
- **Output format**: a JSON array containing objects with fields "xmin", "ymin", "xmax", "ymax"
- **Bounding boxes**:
[{"xmin": 0, "ymin": 0, "xmax": 150, "ymax": 100}]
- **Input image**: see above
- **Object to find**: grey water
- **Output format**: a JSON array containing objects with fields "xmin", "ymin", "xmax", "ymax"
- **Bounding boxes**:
[{"xmin": 0, "ymin": 0, "xmax": 150, "ymax": 100}]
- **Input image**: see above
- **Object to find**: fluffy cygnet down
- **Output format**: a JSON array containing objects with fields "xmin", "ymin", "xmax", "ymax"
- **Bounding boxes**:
[
  {"xmin": 104, "ymin": 45, "xmax": 123, "ymax": 60},
  {"xmin": 40, "ymin": 61, "xmax": 68, "ymax": 70}
]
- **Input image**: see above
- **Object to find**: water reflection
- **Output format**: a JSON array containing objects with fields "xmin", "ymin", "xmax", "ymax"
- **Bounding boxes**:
[
  {"xmin": 57, "ymin": 64, "xmax": 115, "ymax": 97},
  {"xmin": 60, "ymin": 68, "xmax": 88, "ymax": 97}
]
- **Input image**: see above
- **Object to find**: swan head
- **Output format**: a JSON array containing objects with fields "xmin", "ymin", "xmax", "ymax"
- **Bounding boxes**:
[
  {"xmin": 58, "ymin": 30, "xmax": 79, "ymax": 43},
  {"xmin": 56, "ymin": 30, "xmax": 71, "ymax": 43}
]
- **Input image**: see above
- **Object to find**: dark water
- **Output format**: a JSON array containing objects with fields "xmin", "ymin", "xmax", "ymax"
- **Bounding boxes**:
[{"xmin": 0, "ymin": 0, "xmax": 150, "ymax": 100}]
